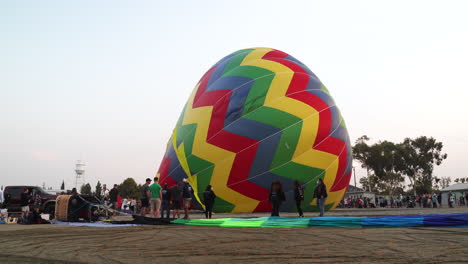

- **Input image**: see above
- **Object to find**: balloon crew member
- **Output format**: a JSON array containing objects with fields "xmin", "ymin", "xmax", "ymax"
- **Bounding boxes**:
[
  {"xmin": 314, "ymin": 178, "xmax": 328, "ymax": 217},
  {"xmin": 182, "ymin": 178, "xmax": 193, "ymax": 219},
  {"xmin": 149, "ymin": 177, "xmax": 162, "ymax": 218},
  {"xmin": 294, "ymin": 180, "xmax": 304, "ymax": 217},
  {"xmin": 140, "ymin": 178, "xmax": 151, "ymax": 216},
  {"xmin": 170, "ymin": 181, "xmax": 182, "ymax": 218},
  {"xmin": 203, "ymin": 185, "xmax": 216, "ymax": 219},
  {"xmin": 109, "ymin": 184, "xmax": 119, "ymax": 216},
  {"xmin": 161, "ymin": 183, "xmax": 171, "ymax": 219},
  {"xmin": 69, "ymin": 188, "xmax": 81, "ymax": 221},
  {"xmin": 269, "ymin": 180, "xmax": 285, "ymax": 217}
]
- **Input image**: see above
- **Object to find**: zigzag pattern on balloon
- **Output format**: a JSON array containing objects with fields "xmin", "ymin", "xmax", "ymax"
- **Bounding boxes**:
[{"xmin": 157, "ymin": 48, "xmax": 352, "ymax": 213}]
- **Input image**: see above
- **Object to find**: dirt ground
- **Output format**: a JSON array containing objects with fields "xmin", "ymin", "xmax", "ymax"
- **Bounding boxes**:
[{"xmin": 1, "ymin": 208, "xmax": 468, "ymax": 264}]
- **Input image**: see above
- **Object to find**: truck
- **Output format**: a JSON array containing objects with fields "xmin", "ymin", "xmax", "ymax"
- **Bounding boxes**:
[{"xmin": 1, "ymin": 186, "xmax": 57, "ymax": 216}]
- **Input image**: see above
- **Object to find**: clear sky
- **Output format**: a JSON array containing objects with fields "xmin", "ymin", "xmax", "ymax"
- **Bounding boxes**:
[{"xmin": 1, "ymin": 0, "xmax": 467, "ymax": 190}]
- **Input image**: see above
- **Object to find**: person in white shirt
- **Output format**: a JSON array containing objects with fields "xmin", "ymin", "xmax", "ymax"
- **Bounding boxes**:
[
  {"xmin": 130, "ymin": 199, "xmax": 136, "ymax": 214},
  {"xmin": 121, "ymin": 197, "xmax": 128, "ymax": 213}
]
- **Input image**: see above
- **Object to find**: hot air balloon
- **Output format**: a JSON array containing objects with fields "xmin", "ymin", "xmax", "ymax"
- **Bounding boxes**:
[{"xmin": 156, "ymin": 47, "xmax": 352, "ymax": 213}]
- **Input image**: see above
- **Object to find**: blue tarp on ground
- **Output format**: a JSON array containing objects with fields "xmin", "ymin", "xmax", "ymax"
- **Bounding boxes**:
[{"xmin": 53, "ymin": 221, "xmax": 139, "ymax": 227}]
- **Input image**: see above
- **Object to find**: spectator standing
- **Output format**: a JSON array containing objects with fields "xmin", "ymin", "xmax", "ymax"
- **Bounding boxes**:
[
  {"xmin": 122, "ymin": 197, "xmax": 127, "ymax": 209},
  {"xmin": 102, "ymin": 189, "xmax": 110, "ymax": 208},
  {"xmin": 161, "ymin": 183, "xmax": 171, "ymax": 219},
  {"xmin": 20, "ymin": 188, "xmax": 30, "ymax": 218},
  {"xmin": 314, "ymin": 178, "xmax": 328, "ymax": 217},
  {"xmin": 182, "ymin": 178, "xmax": 193, "ymax": 219},
  {"xmin": 432, "ymin": 193, "xmax": 438, "ymax": 208},
  {"xmin": 448, "ymin": 191, "xmax": 454, "ymax": 208},
  {"xmin": 269, "ymin": 180, "xmax": 285, "ymax": 217},
  {"xmin": 385, "ymin": 195, "xmax": 391, "ymax": 208},
  {"xmin": 171, "ymin": 181, "xmax": 182, "ymax": 218},
  {"xmin": 149, "ymin": 177, "xmax": 162, "ymax": 218},
  {"xmin": 121, "ymin": 197, "xmax": 129, "ymax": 213},
  {"xmin": 109, "ymin": 184, "xmax": 119, "ymax": 216},
  {"xmin": 293, "ymin": 180, "xmax": 304, "ymax": 217},
  {"xmin": 140, "ymin": 178, "xmax": 151, "ymax": 216},
  {"xmin": 129, "ymin": 198, "xmax": 136, "ymax": 214},
  {"xmin": 203, "ymin": 185, "xmax": 216, "ymax": 219}
]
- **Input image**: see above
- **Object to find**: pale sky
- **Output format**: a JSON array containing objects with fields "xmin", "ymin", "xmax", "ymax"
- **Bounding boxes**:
[{"xmin": 1, "ymin": 0, "xmax": 467, "ymax": 190}]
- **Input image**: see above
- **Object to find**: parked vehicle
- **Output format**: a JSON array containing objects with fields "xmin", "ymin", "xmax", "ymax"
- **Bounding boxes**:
[{"xmin": 1, "ymin": 186, "xmax": 57, "ymax": 215}]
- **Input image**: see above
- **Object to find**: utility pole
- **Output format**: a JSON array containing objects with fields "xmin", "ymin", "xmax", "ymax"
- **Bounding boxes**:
[{"xmin": 353, "ymin": 166, "xmax": 357, "ymax": 187}]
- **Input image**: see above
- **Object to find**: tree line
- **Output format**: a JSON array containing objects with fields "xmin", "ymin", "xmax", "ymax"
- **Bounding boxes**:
[
  {"xmin": 75, "ymin": 178, "xmax": 141, "ymax": 199},
  {"xmin": 353, "ymin": 135, "xmax": 449, "ymax": 196},
  {"xmin": 69, "ymin": 134, "xmax": 456, "ymax": 198}
]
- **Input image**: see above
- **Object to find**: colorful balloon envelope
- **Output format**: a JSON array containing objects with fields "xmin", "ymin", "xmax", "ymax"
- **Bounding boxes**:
[{"xmin": 157, "ymin": 47, "xmax": 352, "ymax": 213}]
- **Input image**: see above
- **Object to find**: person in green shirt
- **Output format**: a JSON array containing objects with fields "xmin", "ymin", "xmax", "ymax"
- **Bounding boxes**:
[
  {"xmin": 149, "ymin": 177, "xmax": 162, "ymax": 218},
  {"xmin": 385, "ymin": 195, "xmax": 390, "ymax": 208}
]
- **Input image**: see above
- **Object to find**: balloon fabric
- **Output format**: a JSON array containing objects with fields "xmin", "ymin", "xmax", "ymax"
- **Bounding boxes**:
[{"xmin": 157, "ymin": 48, "xmax": 352, "ymax": 213}]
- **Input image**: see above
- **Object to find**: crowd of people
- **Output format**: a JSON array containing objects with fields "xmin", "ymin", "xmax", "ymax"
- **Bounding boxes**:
[
  {"xmin": 102, "ymin": 177, "xmax": 330, "ymax": 219},
  {"xmin": 104, "ymin": 177, "xmax": 201, "ymax": 219},
  {"xmin": 269, "ymin": 178, "xmax": 328, "ymax": 217},
  {"xmin": 339, "ymin": 191, "xmax": 468, "ymax": 209},
  {"xmin": 15, "ymin": 188, "xmax": 49, "ymax": 224}
]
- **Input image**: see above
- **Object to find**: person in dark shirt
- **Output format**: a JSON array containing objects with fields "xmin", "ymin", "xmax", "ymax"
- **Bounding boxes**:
[
  {"xmin": 109, "ymin": 184, "xmax": 119, "ymax": 216},
  {"xmin": 28, "ymin": 206, "xmax": 49, "ymax": 224},
  {"xmin": 182, "ymin": 179, "xmax": 193, "ymax": 219},
  {"xmin": 170, "ymin": 181, "xmax": 182, "ymax": 218},
  {"xmin": 293, "ymin": 180, "xmax": 304, "ymax": 217},
  {"xmin": 269, "ymin": 180, "xmax": 285, "ymax": 217},
  {"xmin": 161, "ymin": 183, "xmax": 171, "ymax": 219},
  {"xmin": 203, "ymin": 185, "xmax": 216, "ymax": 219},
  {"xmin": 140, "ymin": 178, "xmax": 151, "ymax": 216},
  {"xmin": 20, "ymin": 188, "xmax": 30, "ymax": 218},
  {"xmin": 313, "ymin": 178, "xmax": 328, "ymax": 217}
]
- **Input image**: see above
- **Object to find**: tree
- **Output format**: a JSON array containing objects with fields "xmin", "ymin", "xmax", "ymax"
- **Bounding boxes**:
[
  {"xmin": 119, "ymin": 178, "xmax": 139, "ymax": 199},
  {"xmin": 454, "ymin": 178, "xmax": 466, "ymax": 184},
  {"xmin": 397, "ymin": 136, "xmax": 447, "ymax": 195},
  {"xmin": 439, "ymin": 177, "xmax": 452, "ymax": 189},
  {"xmin": 80, "ymin": 183, "xmax": 92, "ymax": 195},
  {"xmin": 95, "ymin": 181, "xmax": 102, "ymax": 199},
  {"xmin": 60, "ymin": 180, "xmax": 65, "ymax": 190},
  {"xmin": 353, "ymin": 135, "xmax": 447, "ymax": 195},
  {"xmin": 359, "ymin": 175, "xmax": 378, "ymax": 193},
  {"xmin": 379, "ymin": 172, "xmax": 405, "ymax": 195},
  {"xmin": 353, "ymin": 136, "xmax": 371, "ymax": 174},
  {"xmin": 353, "ymin": 139, "xmax": 405, "ymax": 195}
]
